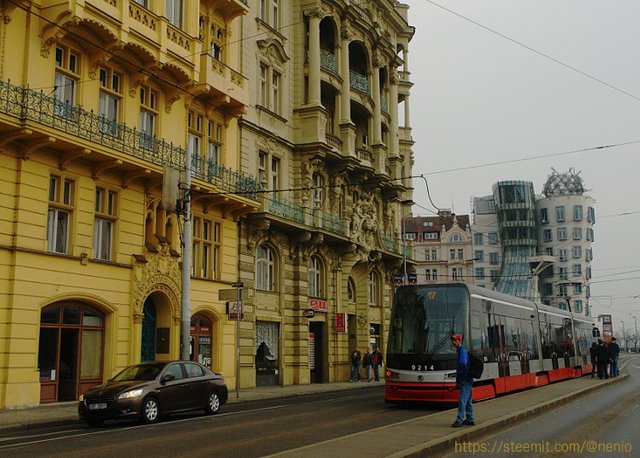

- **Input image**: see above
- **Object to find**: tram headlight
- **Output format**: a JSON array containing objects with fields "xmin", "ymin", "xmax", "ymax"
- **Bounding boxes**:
[{"xmin": 385, "ymin": 369, "xmax": 399, "ymax": 379}]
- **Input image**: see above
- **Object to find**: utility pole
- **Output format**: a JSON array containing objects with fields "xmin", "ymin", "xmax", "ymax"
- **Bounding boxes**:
[
  {"xmin": 621, "ymin": 321, "xmax": 627, "ymax": 353},
  {"xmin": 632, "ymin": 315, "xmax": 639, "ymax": 353},
  {"xmin": 180, "ymin": 149, "xmax": 192, "ymax": 361}
]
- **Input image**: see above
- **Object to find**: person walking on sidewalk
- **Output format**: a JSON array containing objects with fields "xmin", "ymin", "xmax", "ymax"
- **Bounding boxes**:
[
  {"xmin": 363, "ymin": 348, "xmax": 374, "ymax": 382},
  {"xmin": 350, "ymin": 346, "xmax": 362, "ymax": 382},
  {"xmin": 595, "ymin": 339, "xmax": 609, "ymax": 379},
  {"xmin": 608, "ymin": 337, "xmax": 620, "ymax": 377},
  {"xmin": 451, "ymin": 333, "xmax": 474, "ymax": 427},
  {"xmin": 372, "ymin": 346, "xmax": 384, "ymax": 381},
  {"xmin": 589, "ymin": 342, "xmax": 597, "ymax": 378}
]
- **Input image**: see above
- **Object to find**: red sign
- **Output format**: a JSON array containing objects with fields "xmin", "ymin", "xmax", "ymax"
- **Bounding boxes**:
[
  {"xmin": 309, "ymin": 299, "xmax": 327, "ymax": 312},
  {"xmin": 334, "ymin": 313, "xmax": 346, "ymax": 333},
  {"xmin": 227, "ymin": 301, "xmax": 243, "ymax": 320}
]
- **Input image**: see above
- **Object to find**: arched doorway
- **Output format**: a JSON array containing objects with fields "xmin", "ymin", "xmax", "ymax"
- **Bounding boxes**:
[
  {"xmin": 190, "ymin": 313, "xmax": 213, "ymax": 369},
  {"xmin": 38, "ymin": 302, "xmax": 105, "ymax": 403}
]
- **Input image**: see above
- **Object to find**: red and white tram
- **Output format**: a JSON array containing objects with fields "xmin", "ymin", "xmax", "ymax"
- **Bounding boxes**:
[{"xmin": 385, "ymin": 284, "xmax": 596, "ymax": 403}]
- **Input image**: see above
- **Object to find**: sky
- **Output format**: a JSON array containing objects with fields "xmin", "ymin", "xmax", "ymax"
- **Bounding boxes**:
[{"xmin": 404, "ymin": 0, "xmax": 640, "ymax": 337}]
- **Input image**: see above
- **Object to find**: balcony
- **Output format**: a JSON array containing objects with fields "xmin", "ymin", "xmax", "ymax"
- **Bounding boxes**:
[
  {"xmin": 199, "ymin": 55, "xmax": 249, "ymax": 111},
  {"xmin": 349, "ymin": 71, "xmax": 370, "ymax": 94},
  {"xmin": 321, "ymin": 212, "xmax": 346, "ymax": 235},
  {"xmin": 320, "ymin": 50, "xmax": 338, "ymax": 73},
  {"xmin": 0, "ymin": 79, "xmax": 259, "ymax": 199},
  {"xmin": 263, "ymin": 196, "xmax": 305, "ymax": 224}
]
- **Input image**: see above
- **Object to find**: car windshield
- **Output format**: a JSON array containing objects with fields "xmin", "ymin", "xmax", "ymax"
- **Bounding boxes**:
[{"xmin": 112, "ymin": 364, "xmax": 165, "ymax": 382}]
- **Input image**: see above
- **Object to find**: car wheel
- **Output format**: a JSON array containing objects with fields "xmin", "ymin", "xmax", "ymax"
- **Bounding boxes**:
[
  {"xmin": 85, "ymin": 419, "xmax": 104, "ymax": 427},
  {"xmin": 140, "ymin": 397, "xmax": 160, "ymax": 424},
  {"xmin": 205, "ymin": 391, "xmax": 220, "ymax": 415}
]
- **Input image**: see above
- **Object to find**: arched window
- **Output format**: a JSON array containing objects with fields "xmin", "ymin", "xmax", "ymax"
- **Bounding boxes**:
[
  {"xmin": 368, "ymin": 271, "xmax": 379, "ymax": 306},
  {"xmin": 450, "ymin": 234, "xmax": 463, "ymax": 242},
  {"xmin": 256, "ymin": 244, "xmax": 275, "ymax": 291},
  {"xmin": 308, "ymin": 255, "xmax": 324, "ymax": 298},
  {"xmin": 347, "ymin": 277, "xmax": 356, "ymax": 303}
]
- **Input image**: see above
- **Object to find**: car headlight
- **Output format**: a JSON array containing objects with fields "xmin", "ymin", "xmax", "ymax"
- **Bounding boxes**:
[
  {"xmin": 118, "ymin": 388, "xmax": 144, "ymax": 400},
  {"xmin": 79, "ymin": 394, "xmax": 84, "ymax": 401}
]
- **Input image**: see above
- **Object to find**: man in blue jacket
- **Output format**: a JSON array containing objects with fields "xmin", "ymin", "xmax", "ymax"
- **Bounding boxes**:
[{"xmin": 451, "ymin": 333, "xmax": 474, "ymax": 427}]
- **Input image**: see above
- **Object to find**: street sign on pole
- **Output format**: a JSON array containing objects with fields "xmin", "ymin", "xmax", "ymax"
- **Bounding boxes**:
[{"xmin": 219, "ymin": 288, "xmax": 248, "ymax": 301}]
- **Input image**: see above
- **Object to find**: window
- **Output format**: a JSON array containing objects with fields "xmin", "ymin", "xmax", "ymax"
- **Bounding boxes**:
[
  {"xmin": 166, "ymin": 0, "xmax": 183, "ymax": 28},
  {"xmin": 573, "ymin": 205, "xmax": 583, "ymax": 221},
  {"xmin": 490, "ymin": 270, "xmax": 499, "ymax": 282},
  {"xmin": 475, "ymin": 267, "xmax": 484, "ymax": 280},
  {"xmin": 489, "ymin": 252, "xmax": 499, "ymax": 265},
  {"xmin": 423, "ymin": 221, "xmax": 434, "ymax": 227},
  {"xmin": 574, "ymin": 300, "xmax": 583, "ymax": 314},
  {"xmin": 555, "ymin": 206, "xmax": 565, "ymax": 222},
  {"xmin": 54, "ymin": 45, "xmax": 79, "ymax": 119},
  {"xmin": 134, "ymin": 0, "xmax": 148, "ymax": 6},
  {"xmin": 545, "ymin": 247, "xmax": 553, "ymax": 256},
  {"xmin": 451, "ymin": 268, "xmax": 462, "ymax": 281},
  {"xmin": 188, "ymin": 111, "xmax": 225, "ymax": 180},
  {"xmin": 587, "ymin": 207, "xmax": 595, "ymax": 223},
  {"xmin": 543, "ymin": 283, "xmax": 553, "ymax": 296},
  {"xmin": 586, "ymin": 228, "xmax": 594, "ymax": 241},
  {"xmin": 457, "ymin": 248, "xmax": 464, "ymax": 260},
  {"xmin": 586, "ymin": 248, "xmax": 593, "ymax": 262},
  {"xmin": 98, "ymin": 67, "xmax": 122, "ymax": 135},
  {"xmin": 449, "ymin": 249, "xmax": 455, "ymax": 260},
  {"xmin": 192, "ymin": 217, "xmax": 221, "ymax": 279},
  {"xmin": 432, "ymin": 269, "xmax": 438, "ymax": 281},
  {"xmin": 558, "ymin": 249, "xmax": 567, "ymax": 261},
  {"xmin": 543, "ymin": 229, "xmax": 552, "ymax": 242},
  {"xmin": 308, "ymin": 255, "xmax": 324, "ymax": 298},
  {"xmin": 207, "ymin": 119, "xmax": 223, "ymax": 172},
  {"xmin": 540, "ymin": 208, "xmax": 548, "ymax": 224},
  {"xmin": 347, "ymin": 277, "xmax": 356, "ymax": 302},
  {"xmin": 488, "ymin": 233, "xmax": 498, "ymax": 245},
  {"xmin": 259, "ymin": 0, "xmax": 279, "ymax": 28},
  {"xmin": 572, "ymin": 246, "xmax": 582, "ymax": 258},
  {"xmin": 256, "ymin": 245, "xmax": 275, "ymax": 291},
  {"xmin": 557, "ymin": 227, "xmax": 567, "ymax": 241},
  {"xmin": 368, "ymin": 271, "xmax": 379, "ymax": 306},
  {"xmin": 258, "ymin": 63, "xmax": 282, "ymax": 114},
  {"xmin": 450, "ymin": 234, "xmax": 463, "ymax": 242},
  {"xmin": 431, "ymin": 250, "xmax": 437, "ymax": 260},
  {"xmin": 47, "ymin": 175, "xmax": 74, "ymax": 254},
  {"xmin": 140, "ymin": 86, "xmax": 158, "ymax": 149},
  {"xmin": 94, "ymin": 187, "xmax": 117, "ymax": 261},
  {"xmin": 559, "ymin": 284, "xmax": 568, "ymax": 297},
  {"xmin": 404, "ymin": 233, "xmax": 416, "ymax": 241},
  {"xmin": 312, "ymin": 173, "xmax": 323, "ymax": 211},
  {"xmin": 424, "ymin": 232, "xmax": 439, "ymax": 240},
  {"xmin": 573, "ymin": 227, "xmax": 582, "ymax": 240},
  {"xmin": 474, "ymin": 250, "xmax": 484, "ymax": 262},
  {"xmin": 270, "ymin": 157, "xmax": 280, "ymax": 191},
  {"xmin": 559, "ymin": 267, "xmax": 568, "ymax": 280},
  {"xmin": 574, "ymin": 283, "xmax": 582, "ymax": 293},
  {"xmin": 474, "ymin": 233, "xmax": 483, "ymax": 245}
]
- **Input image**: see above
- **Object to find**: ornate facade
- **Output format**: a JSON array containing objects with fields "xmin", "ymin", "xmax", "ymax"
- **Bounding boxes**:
[
  {"xmin": 0, "ymin": 0, "xmax": 257, "ymax": 408},
  {"xmin": 238, "ymin": 0, "xmax": 415, "ymax": 387}
]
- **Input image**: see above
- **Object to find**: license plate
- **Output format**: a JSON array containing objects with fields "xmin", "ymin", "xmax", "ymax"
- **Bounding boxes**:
[{"xmin": 89, "ymin": 403, "xmax": 107, "ymax": 410}]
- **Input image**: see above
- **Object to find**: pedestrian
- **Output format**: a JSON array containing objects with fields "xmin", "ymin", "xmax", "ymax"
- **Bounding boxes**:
[
  {"xmin": 372, "ymin": 346, "xmax": 384, "ymax": 381},
  {"xmin": 595, "ymin": 339, "xmax": 609, "ymax": 379},
  {"xmin": 589, "ymin": 342, "xmax": 597, "ymax": 378},
  {"xmin": 363, "ymin": 348, "xmax": 374, "ymax": 382},
  {"xmin": 350, "ymin": 346, "xmax": 362, "ymax": 382},
  {"xmin": 450, "ymin": 333, "xmax": 474, "ymax": 427},
  {"xmin": 608, "ymin": 337, "xmax": 620, "ymax": 377}
]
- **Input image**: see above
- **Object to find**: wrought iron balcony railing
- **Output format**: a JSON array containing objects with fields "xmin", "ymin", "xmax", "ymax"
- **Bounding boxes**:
[
  {"xmin": 321, "ymin": 212, "xmax": 346, "ymax": 235},
  {"xmin": 320, "ymin": 49, "xmax": 338, "ymax": 73},
  {"xmin": 0, "ymin": 79, "xmax": 259, "ymax": 199},
  {"xmin": 264, "ymin": 196, "xmax": 306, "ymax": 224},
  {"xmin": 349, "ymin": 71, "xmax": 370, "ymax": 94}
]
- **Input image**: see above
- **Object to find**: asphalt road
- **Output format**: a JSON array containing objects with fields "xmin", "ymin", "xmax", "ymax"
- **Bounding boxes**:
[
  {"xmin": 445, "ymin": 360, "xmax": 640, "ymax": 458},
  {"xmin": 0, "ymin": 385, "xmax": 438, "ymax": 457}
]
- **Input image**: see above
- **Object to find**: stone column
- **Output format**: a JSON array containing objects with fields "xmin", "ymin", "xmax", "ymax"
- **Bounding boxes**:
[
  {"xmin": 389, "ymin": 69, "xmax": 399, "ymax": 157},
  {"xmin": 307, "ymin": 10, "xmax": 321, "ymax": 106},
  {"xmin": 339, "ymin": 33, "xmax": 351, "ymax": 124},
  {"xmin": 372, "ymin": 64, "xmax": 382, "ymax": 146}
]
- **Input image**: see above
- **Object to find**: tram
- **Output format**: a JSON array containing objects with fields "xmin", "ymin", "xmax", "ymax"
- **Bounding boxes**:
[{"xmin": 385, "ymin": 283, "xmax": 596, "ymax": 403}]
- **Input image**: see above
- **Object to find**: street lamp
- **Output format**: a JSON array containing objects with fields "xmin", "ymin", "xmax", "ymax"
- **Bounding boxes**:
[
  {"xmin": 631, "ymin": 314, "xmax": 638, "ymax": 353},
  {"xmin": 400, "ymin": 199, "xmax": 414, "ymax": 284},
  {"xmin": 621, "ymin": 321, "xmax": 627, "ymax": 353}
]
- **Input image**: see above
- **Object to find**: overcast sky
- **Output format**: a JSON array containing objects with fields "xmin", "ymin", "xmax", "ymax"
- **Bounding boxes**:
[{"xmin": 404, "ymin": 0, "xmax": 640, "ymax": 333}]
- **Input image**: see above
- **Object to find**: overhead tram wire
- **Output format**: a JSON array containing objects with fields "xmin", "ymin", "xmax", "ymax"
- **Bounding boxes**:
[{"xmin": 425, "ymin": 0, "xmax": 640, "ymax": 105}]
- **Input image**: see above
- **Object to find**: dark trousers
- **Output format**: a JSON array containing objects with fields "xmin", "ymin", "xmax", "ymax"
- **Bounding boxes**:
[{"xmin": 597, "ymin": 362, "xmax": 608, "ymax": 379}]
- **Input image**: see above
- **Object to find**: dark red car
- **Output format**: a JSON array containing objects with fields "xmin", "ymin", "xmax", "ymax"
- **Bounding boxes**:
[{"xmin": 78, "ymin": 361, "xmax": 228, "ymax": 426}]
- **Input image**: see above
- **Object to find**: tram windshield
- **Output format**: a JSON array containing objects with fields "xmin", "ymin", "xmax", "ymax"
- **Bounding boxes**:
[{"xmin": 387, "ymin": 285, "xmax": 469, "ymax": 359}]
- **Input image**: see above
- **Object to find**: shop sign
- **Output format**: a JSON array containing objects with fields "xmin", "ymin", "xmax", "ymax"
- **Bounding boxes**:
[
  {"xmin": 309, "ymin": 299, "xmax": 327, "ymax": 312},
  {"xmin": 334, "ymin": 312, "xmax": 346, "ymax": 333},
  {"xmin": 392, "ymin": 274, "xmax": 403, "ymax": 285},
  {"xmin": 227, "ymin": 301, "xmax": 243, "ymax": 320},
  {"xmin": 303, "ymin": 309, "xmax": 315, "ymax": 318},
  {"xmin": 408, "ymin": 273, "xmax": 417, "ymax": 284}
]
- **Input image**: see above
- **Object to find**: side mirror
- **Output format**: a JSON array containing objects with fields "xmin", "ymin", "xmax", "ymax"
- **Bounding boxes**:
[{"xmin": 161, "ymin": 374, "xmax": 176, "ymax": 384}]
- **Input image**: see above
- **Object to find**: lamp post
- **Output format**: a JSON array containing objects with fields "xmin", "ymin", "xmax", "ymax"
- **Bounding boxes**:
[
  {"xmin": 621, "ymin": 321, "xmax": 627, "ymax": 353},
  {"xmin": 631, "ymin": 315, "xmax": 639, "ymax": 353},
  {"xmin": 400, "ymin": 199, "xmax": 414, "ymax": 285}
]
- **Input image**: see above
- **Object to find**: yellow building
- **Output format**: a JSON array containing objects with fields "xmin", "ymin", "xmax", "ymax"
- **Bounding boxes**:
[{"xmin": 0, "ymin": 0, "xmax": 256, "ymax": 408}]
